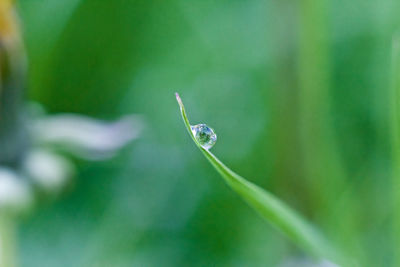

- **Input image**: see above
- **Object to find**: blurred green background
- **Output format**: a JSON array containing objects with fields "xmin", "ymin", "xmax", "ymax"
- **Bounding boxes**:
[{"xmin": 11, "ymin": 0, "xmax": 400, "ymax": 266}]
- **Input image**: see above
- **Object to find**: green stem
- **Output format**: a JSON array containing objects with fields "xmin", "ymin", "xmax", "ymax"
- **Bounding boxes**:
[
  {"xmin": 298, "ymin": 0, "xmax": 344, "ymax": 215},
  {"xmin": 390, "ymin": 34, "xmax": 400, "ymax": 266},
  {"xmin": 297, "ymin": 2, "xmax": 361, "ymax": 259},
  {"xmin": 0, "ymin": 215, "xmax": 16, "ymax": 267},
  {"xmin": 0, "ymin": 4, "xmax": 27, "ymax": 267}
]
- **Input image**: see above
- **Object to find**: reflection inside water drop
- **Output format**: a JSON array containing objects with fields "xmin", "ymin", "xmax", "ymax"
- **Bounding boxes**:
[{"xmin": 191, "ymin": 124, "xmax": 217, "ymax": 150}]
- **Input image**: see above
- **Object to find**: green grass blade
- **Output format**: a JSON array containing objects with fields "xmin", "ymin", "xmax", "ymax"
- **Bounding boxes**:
[
  {"xmin": 175, "ymin": 93, "xmax": 345, "ymax": 265},
  {"xmin": 390, "ymin": 34, "xmax": 400, "ymax": 266}
]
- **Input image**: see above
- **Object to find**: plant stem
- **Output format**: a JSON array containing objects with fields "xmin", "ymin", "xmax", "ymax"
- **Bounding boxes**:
[
  {"xmin": 0, "ymin": 215, "xmax": 16, "ymax": 267},
  {"xmin": 390, "ymin": 33, "xmax": 400, "ymax": 266},
  {"xmin": 297, "ymin": 1, "xmax": 364, "ymax": 263},
  {"xmin": 297, "ymin": 0, "xmax": 341, "ymax": 215},
  {"xmin": 0, "ymin": 3, "xmax": 27, "ymax": 267},
  {"xmin": 0, "ymin": 1, "xmax": 27, "ymax": 167}
]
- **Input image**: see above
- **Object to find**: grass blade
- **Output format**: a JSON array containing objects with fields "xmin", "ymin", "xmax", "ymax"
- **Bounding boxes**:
[
  {"xmin": 175, "ymin": 92, "xmax": 345, "ymax": 265},
  {"xmin": 390, "ymin": 34, "xmax": 400, "ymax": 266}
]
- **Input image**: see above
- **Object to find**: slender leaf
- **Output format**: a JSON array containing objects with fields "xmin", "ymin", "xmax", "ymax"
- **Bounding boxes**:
[
  {"xmin": 175, "ymin": 93, "xmax": 345, "ymax": 265},
  {"xmin": 390, "ymin": 34, "xmax": 400, "ymax": 267}
]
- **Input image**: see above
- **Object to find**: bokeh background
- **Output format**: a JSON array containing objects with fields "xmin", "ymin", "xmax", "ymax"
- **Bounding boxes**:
[{"xmin": 9, "ymin": 0, "xmax": 400, "ymax": 266}]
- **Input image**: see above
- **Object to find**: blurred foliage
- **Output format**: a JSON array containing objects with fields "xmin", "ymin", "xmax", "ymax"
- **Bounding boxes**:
[{"xmin": 11, "ymin": 0, "xmax": 400, "ymax": 266}]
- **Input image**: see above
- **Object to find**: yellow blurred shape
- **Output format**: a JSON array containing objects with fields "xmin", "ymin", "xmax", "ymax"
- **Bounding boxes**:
[{"xmin": 0, "ymin": 0, "xmax": 18, "ymax": 44}]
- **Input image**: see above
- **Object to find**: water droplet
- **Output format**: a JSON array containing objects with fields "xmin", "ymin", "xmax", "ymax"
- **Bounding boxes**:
[{"xmin": 191, "ymin": 124, "xmax": 217, "ymax": 150}]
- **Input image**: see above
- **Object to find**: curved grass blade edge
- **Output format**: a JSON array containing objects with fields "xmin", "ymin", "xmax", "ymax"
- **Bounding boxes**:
[{"xmin": 175, "ymin": 93, "xmax": 346, "ymax": 265}]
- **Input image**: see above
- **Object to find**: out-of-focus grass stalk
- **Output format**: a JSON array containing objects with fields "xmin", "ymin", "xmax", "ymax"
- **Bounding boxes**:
[
  {"xmin": 0, "ymin": 1, "xmax": 25, "ymax": 267},
  {"xmin": 0, "ymin": 0, "xmax": 26, "ymax": 166},
  {"xmin": 298, "ymin": 0, "xmax": 343, "ymax": 213},
  {"xmin": 390, "ymin": 34, "xmax": 400, "ymax": 266},
  {"xmin": 0, "ymin": 216, "xmax": 16, "ymax": 267},
  {"xmin": 297, "ymin": 0, "xmax": 360, "ymax": 261}
]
